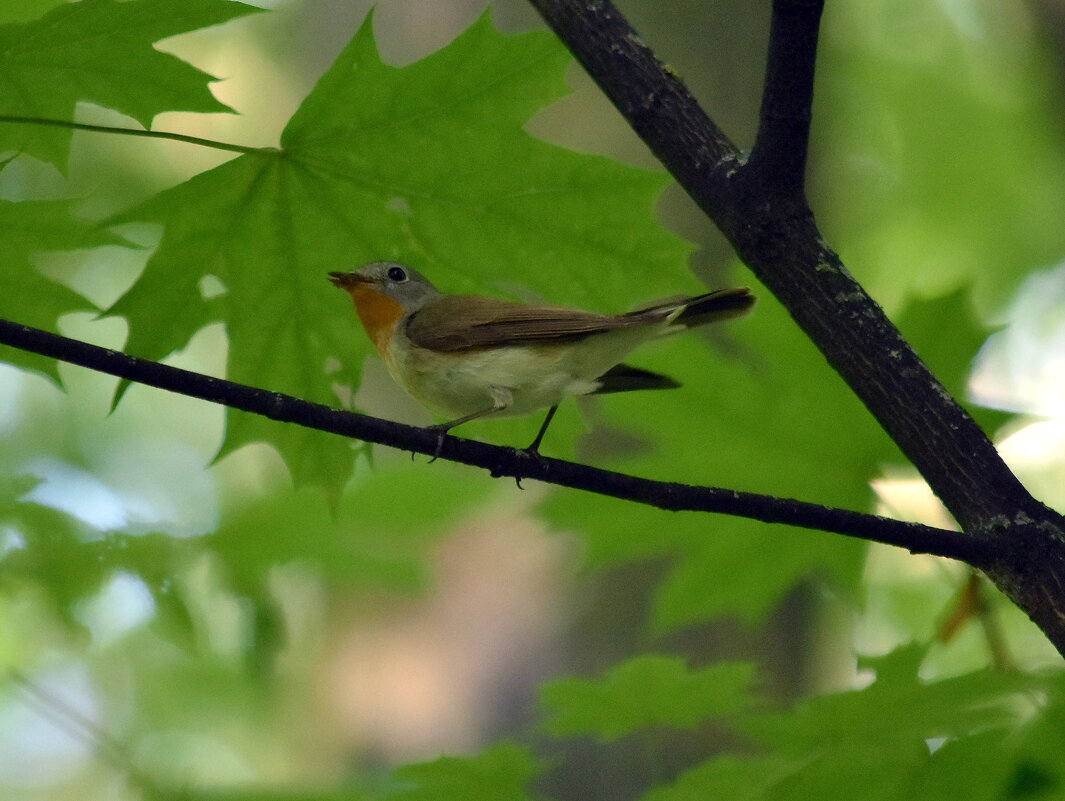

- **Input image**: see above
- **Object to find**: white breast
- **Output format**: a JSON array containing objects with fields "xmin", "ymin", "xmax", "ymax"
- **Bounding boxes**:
[{"xmin": 383, "ymin": 324, "xmax": 664, "ymax": 420}]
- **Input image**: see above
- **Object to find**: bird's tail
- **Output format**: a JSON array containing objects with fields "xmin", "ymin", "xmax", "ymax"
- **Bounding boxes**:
[
  {"xmin": 627, "ymin": 287, "xmax": 755, "ymax": 329},
  {"xmin": 592, "ymin": 363, "xmax": 681, "ymax": 394},
  {"xmin": 671, "ymin": 287, "xmax": 755, "ymax": 328}
]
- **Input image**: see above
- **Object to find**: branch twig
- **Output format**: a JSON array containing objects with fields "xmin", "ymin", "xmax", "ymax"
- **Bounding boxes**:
[{"xmin": 0, "ymin": 317, "xmax": 993, "ymax": 566}]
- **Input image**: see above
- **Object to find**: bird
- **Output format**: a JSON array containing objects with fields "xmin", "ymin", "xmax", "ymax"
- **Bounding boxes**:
[{"xmin": 329, "ymin": 261, "xmax": 754, "ymax": 455}]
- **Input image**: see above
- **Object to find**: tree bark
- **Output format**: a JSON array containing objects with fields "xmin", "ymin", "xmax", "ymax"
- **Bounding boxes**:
[{"xmin": 527, "ymin": 0, "xmax": 1065, "ymax": 655}]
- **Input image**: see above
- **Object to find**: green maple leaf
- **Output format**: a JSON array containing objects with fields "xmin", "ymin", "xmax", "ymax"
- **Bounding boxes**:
[
  {"xmin": 743, "ymin": 645, "xmax": 1038, "ymax": 749},
  {"xmin": 0, "ymin": 0, "xmax": 261, "ymax": 168},
  {"xmin": 546, "ymin": 286, "xmax": 999, "ymax": 632},
  {"xmin": 537, "ymin": 289, "xmax": 997, "ymax": 633},
  {"xmin": 0, "ymin": 0, "xmax": 66, "ymax": 24},
  {"xmin": 541, "ymin": 655, "xmax": 756, "ymax": 741},
  {"xmin": 541, "ymin": 289, "xmax": 892, "ymax": 629},
  {"xmin": 0, "ymin": 198, "xmax": 124, "ymax": 379},
  {"xmin": 392, "ymin": 743, "xmax": 539, "ymax": 801},
  {"xmin": 107, "ymin": 11, "xmax": 690, "ymax": 494},
  {"xmin": 644, "ymin": 647, "xmax": 1056, "ymax": 801},
  {"xmin": 640, "ymin": 755, "xmax": 808, "ymax": 801}
]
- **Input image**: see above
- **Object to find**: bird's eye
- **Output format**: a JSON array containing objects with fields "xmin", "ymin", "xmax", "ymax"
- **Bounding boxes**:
[{"xmin": 387, "ymin": 266, "xmax": 408, "ymax": 282}]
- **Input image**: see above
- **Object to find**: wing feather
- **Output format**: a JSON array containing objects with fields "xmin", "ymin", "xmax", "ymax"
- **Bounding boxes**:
[
  {"xmin": 406, "ymin": 295, "xmax": 666, "ymax": 351},
  {"xmin": 404, "ymin": 287, "xmax": 753, "ymax": 352}
]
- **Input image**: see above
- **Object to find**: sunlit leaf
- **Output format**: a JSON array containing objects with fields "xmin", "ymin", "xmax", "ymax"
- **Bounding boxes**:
[{"xmin": 0, "ymin": 0, "xmax": 261, "ymax": 168}]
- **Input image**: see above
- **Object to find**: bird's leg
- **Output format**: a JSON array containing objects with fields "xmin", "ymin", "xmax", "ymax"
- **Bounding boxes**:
[
  {"xmin": 427, "ymin": 387, "xmax": 512, "ymax": 461},
  {"xmin": 524, "ymin": 405, "xmax": 558, "ymax": 456},
  {"xmin": 427, "ymin": 408, "xmax": 494, "ymax": 461}
]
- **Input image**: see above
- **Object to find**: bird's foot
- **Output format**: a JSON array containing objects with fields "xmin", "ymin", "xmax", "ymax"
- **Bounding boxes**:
[{"xmin": 510, "ymin": 441, "xmax": 552, "ymax": 489}]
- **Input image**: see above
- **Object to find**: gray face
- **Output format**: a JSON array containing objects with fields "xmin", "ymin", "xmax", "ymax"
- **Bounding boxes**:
[{"xmin": 355, "ymin": 261, "xmax": 442, "ymax": 310}]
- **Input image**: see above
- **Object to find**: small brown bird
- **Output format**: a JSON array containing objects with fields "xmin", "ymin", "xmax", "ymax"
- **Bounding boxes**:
[{"xmin": 330, "ymin": 262, "xmax": 754, "ymax": 453}]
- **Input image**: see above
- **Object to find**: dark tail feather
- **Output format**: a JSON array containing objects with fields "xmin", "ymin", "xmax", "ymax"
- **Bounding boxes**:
[
  {"xmin": 673, "ymin": 287, "xmax": 755, "ymax": 328},
  {"xmin": 593, "ymin": 364, "xmax": 681, "ymax": 394},
  {"xmin": 623, "ymin": 287, "xmax": 755, "ymax": 329}
]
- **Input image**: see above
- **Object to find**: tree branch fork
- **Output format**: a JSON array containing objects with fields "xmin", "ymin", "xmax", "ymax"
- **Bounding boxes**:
[
  {"xmin": 0, "ymin": 317, "xmax": 991, "ymax": 567},
  {"xmin": 527, "ymin": 0, "xmax": 1065, "ymax": 654}
]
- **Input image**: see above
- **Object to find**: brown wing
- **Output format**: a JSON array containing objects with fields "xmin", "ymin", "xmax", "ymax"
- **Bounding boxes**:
[{"xmin": 406, "ymin": 295, "xmax": 667, "ymax": 352}]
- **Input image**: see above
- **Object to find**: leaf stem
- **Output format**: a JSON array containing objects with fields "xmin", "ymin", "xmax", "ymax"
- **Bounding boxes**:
[{"xmin": 0, "ymin": 115, "xmax": 269, "ymax": 155}]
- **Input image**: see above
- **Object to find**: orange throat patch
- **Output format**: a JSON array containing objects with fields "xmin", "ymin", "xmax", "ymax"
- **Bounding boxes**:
[{"xmin": 350, "ymin": 285, "xmax": 406, "ymax": 357}]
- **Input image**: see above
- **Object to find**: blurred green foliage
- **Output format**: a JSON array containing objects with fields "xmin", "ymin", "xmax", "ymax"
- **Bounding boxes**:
[{"xmin": 1, "ymin": 2, "xmax": 1064, "ymax": 800}]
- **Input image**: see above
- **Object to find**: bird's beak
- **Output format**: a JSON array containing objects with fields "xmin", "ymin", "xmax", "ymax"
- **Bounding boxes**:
[{"xmin": 328, "ymin": 271, "xmax": 372, "ymax": 289}]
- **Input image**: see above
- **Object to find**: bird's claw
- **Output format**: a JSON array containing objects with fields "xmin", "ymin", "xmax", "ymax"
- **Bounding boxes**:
[
  {"xmin": 510, "ymin": 444, "xmax": 549, "ymax": 489},
  {"xmin": 426, "ymin": 424, "xmax": 449, "ymax": 463}
]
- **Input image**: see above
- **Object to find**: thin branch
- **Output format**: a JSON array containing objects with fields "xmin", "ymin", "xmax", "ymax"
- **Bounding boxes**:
[
  {"xmin": 0, "ymin": 116, "xmax": 269, "ymax": 155},
  {"xmin": 7, "ymin": 669, "xmax": 164, "ymax": 799},
  {"xmin": 8, "ymin": 669, "xmax": 137, "ymax": 778},
  {"xmin": 0, "ymin": 317, "xmax": 994, "ymax": 566}
]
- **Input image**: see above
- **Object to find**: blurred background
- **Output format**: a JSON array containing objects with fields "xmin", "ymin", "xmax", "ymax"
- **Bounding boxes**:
[{"xmin": 2, "ymin": 0, "xmax": 1065, "ymax": 799}]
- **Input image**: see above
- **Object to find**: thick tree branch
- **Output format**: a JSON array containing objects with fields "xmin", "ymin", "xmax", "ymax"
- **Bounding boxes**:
[
  {"xmin": 0, "ymin": 318, "xmax": 994, "ymax": 566},
  {"xmin": 527, "ymin": 0, "xmax": 1047, "ymax": 533},
  {"xmin": 528, "ymin": 0, "xmax": 1065, "ymax": 654}
]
